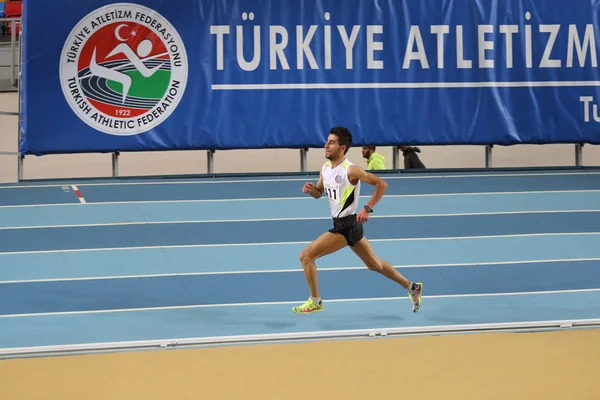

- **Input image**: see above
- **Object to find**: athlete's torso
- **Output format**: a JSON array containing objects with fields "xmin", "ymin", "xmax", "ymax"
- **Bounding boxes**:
[{"xmin": 322, "ymin": 158, "xmax": 361, "ymax": 218}]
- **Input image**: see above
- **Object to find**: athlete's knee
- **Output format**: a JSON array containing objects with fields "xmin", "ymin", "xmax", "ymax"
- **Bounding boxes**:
[
  {"xmin": 299, "ymin": 247, "xmax": 316, "ymax": 266},
  {"xmin": 364, "ymin": 257, "xmax": 383, "ymax": 272}
]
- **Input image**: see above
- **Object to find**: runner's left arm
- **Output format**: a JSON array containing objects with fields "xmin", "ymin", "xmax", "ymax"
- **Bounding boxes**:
[{"xmin": 348, "ymin": 165, "xmax": 388, "ymax": 210}]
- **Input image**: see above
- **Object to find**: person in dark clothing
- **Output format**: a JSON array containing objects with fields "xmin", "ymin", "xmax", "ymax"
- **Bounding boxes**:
[{"xmin": 400, "ymin": 146, "xmax": 426, "ymax": 169}]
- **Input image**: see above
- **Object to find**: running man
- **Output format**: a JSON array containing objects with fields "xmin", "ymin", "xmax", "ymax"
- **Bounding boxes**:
[{"xmin": 293, "ymin": 127, "xmax": 423, "ymax": 315}]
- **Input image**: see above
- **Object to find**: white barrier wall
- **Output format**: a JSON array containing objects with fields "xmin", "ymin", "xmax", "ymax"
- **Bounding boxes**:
[{"xmin": 1, "ymin": 92, "xmax": 599, "ymax": 183}]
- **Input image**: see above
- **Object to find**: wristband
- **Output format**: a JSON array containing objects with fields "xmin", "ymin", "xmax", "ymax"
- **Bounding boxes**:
[{"xmin": 364, "ymin": 205, "xmax": 373, "ymax": 213}]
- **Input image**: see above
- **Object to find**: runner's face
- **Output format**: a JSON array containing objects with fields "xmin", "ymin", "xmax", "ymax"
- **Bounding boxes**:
[{"xmin": 324, "ymin": 134, "xmax": 344, "ymax": 160}]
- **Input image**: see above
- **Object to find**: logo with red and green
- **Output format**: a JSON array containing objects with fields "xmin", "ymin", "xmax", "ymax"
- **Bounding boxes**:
[{"xmin": 60, "ymin": 3, "xmax": 188, "ymax": 136}]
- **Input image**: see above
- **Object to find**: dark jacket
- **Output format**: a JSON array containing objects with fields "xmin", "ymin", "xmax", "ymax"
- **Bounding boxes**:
[{"xmin": 402, "ymin": 147, "xmax": 426, "ymax": 169}]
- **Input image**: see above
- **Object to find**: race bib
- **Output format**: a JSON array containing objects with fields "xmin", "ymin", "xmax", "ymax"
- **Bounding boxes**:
[{"xmin": 324, "ymin": 183, "xmax": 340, "ymax": 204}]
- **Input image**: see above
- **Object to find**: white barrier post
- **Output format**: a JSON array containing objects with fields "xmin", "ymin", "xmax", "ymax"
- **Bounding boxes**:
[
  {"xmin": 485, "ymin": 145, "xmax": 493, "ymax": 168},
  {"xmin": 392, "ymin": 146, "xmax": 400, "ymax": 169},
  {"xmin": 112, "ymin": 152, "xmax": 119, "ymax": 177},
  {"xmin": 575, "ymin": 144, "xmax": 583, "ymax": 166},
  {"xmin": 17, "ymin": 154, "xmax": 23, "ymax": 180},
  {"xmin": 300, "ymin": 148, "xmax": 308, "ymax": 172},
  {"xmin": 16, "ymin": 21, "xmax": 23, "ymax": 181},
  {"xmin": 207, "ymin": 150, "xmax": 215, "ymax": 174}
]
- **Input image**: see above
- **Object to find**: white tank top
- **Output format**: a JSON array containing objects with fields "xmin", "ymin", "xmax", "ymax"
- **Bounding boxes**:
[{"xmin": 322, "ymin": 158, "xmax": 361, "ymax": 218}]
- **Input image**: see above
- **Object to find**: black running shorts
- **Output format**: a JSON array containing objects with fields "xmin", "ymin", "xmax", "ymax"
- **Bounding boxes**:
[{"xmin": 329, "ymin": 214, "xmax": 364, "ymax": 247}]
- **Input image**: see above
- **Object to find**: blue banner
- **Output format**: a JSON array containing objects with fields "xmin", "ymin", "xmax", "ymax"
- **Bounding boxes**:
[{"xmin": 19, "ymin": 0, "xmax": 600, "ymax": 155}]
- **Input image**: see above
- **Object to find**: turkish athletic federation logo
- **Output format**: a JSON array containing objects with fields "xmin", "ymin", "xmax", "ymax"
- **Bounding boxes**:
[{"xmin": 60, "ymin": 3, "xmax": 188, "ymax": 136}]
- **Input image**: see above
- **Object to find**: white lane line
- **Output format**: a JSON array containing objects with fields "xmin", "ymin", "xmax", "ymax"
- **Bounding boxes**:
[
  {"xmin": 1, "ymin": 209, "xmax": 599, "ymax": 230},
  {"xmin": 0, "ymin": 170, "xmax": 599, "ymax": 189},
  {"xmin": 1, "ymin": 232, "xmax": 599, "ymax": 256},
  {"xmin": 1, "ymin": 189, "xmax": 600, "ymax": 208},
  {"xmin": 0, "ymin": 257, "xmax": 597, "ymax": 285},
  {"xmin": 1, "ymin": 288, "xmax": 598, "ymax": 319}
]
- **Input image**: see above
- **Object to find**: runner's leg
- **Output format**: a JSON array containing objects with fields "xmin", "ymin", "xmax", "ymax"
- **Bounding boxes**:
[
  {"xmin": 350, "ymin": 236, "xmax": 423, "ymax": 312},
  {"xmin": 350, "ymin": 236, "xmax": 411, "ymax": 287},
  {"xmin": 299, "ymin": 231, "xmax": 348, "ymax": 298}
]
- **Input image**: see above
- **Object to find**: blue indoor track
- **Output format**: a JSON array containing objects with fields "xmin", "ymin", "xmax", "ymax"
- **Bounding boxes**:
[{"xmin": 1, "ymin": 169, "xmax": 600, "ymax": 356}]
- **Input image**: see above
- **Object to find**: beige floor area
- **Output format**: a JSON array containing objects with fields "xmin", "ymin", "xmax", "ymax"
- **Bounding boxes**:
[{"xmin": 1, "ymin": 328, "xmax": 599, "ymax": 400}]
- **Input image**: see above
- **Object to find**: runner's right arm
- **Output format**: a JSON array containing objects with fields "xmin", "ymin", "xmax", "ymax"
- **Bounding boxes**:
[{"xmin": 302, "ymin": 171, "xmax": 324, "ymax": 199}]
